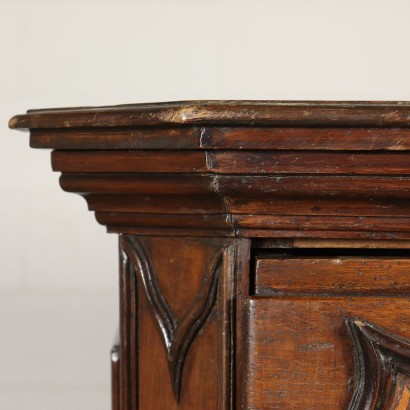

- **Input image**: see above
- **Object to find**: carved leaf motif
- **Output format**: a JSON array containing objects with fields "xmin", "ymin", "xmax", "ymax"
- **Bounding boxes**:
[
  {"xmin": 347, "ymin": 318, "xmax": 410, "ymax": 410},
  {"xmin": 121, "ymin": 236, "xmax": 223, "ymax": 402}
]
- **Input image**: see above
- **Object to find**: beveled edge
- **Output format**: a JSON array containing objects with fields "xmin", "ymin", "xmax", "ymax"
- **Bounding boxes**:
[{"xmin": 9, "ymin": 100, "xmax": 410, "ymax": 130}]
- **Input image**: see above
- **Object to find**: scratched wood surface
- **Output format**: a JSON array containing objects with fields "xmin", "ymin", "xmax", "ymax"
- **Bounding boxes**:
[
  {"xmin": 243, "ymin": 297, "xmax": 410, "ymax": 410},
  {"xmin": 9, "ymin": 100, "xmax": 410, "ymax": 129},
  {"xmin": 30, "ymin": 126, "xmax": 410, "ymax": 150}
]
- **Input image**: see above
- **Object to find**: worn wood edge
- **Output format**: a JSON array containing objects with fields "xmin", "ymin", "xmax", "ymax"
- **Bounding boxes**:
[{"xmin": 9, "ymin": 100, "xmax": 410, "ymax": 129}]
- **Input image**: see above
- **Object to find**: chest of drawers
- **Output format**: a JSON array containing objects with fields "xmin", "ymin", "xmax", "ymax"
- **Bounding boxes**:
[{"xmin": 10, "ymin": 101, "xmax": 410, "ymax": 409}]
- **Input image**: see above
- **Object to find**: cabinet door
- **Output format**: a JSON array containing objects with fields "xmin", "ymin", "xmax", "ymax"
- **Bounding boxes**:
[{"xmin": 243, "ymin": 255, "xmax": 410, "ymax": 410}]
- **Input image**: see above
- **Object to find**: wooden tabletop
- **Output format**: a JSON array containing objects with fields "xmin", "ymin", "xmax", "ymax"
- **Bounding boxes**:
[{"xmin": 9, "ymin": 100, "xmax": 410, "ymax": 129}]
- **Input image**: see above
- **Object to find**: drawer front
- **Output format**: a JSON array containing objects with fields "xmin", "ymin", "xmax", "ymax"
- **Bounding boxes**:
[
  {"xmin": 255, "ymin": 256, "xmax": 410, "ymax": 295},
  {"xmin": 243, "ymin": 296, "xmax": 410, "ymax": 410}
]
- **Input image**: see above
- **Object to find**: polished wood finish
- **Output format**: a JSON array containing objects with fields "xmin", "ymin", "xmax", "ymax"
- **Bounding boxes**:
[
  {"xmin": 111, "ymin": 344, "xmax": 120, "ymax": 410},
  {"xmin": 119, "ymin": 236, "xmax": 246, "ymax": 409},
  {"xmin": 243, "ymin": 297, "xmax": 410, "ymax": 409},
  {"xmin": 255, "ymin": 257, "xmax": 410, "ymax": 295},
  {"xmin": 10, "ymin": 100, "xmax": 410, "ymax": 409},
  {"xmin": 10, "ymin": 101, "xmax": 410, "ymax": 239},
  {"xmin": 9, "ymin": 100, "xmax": 410, "ymax": 129}
]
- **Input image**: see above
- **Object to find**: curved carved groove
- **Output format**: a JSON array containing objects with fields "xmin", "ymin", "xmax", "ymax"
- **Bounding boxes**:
[
  {"xmin": 121, "ymin": 236, "xmax": 224, "ymax": 402},
  {"xmin": 347, "ymin": 318, "xmax": 410, "ymax": 410}
]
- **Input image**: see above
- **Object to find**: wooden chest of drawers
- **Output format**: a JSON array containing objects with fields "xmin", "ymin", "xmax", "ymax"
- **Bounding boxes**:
[{"xmin": 10, "ymin": 101, "xmax": 410, "ymax": 409}]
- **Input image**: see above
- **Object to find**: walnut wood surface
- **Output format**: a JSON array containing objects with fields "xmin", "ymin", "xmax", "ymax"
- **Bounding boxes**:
[
  {"xmin": 9, "ymin": 100, "xmax": 410, "ymax": 129},
  {"xmin": 52, "ymin": 151, "xmax": 207, "ymax": 173},
  {"xmin": 209, "ymin": 151, "xmax": 410, "ymax": 174},
  {"xmin": 119, "ymin": 236, "xmax": 241, "ymax": 409},
  {"xmin": 52, "ymin": 150, "xmax": 409, "ymax": 175},
  {"xmin": 255, "ymin": 257, "xmax": 410, "ymax": 295},
  {"xmin": 31, "ymin": 127, "xmax": 202, "ymax": 149},
  {"xmin": 202, "ymin": 127, "xmax": 410, "ymax": 151},
  {"xmin": 30, "ymin": 126, "xmax": 410, "ymax": 151},
  {"xmin": 10, "ymin": 100, "xmax": 410, "ymax": 239},
  {"xmin": 243, "ymin": 297, "xmax": 410, "ymax": 410},
  {"xmin": 9, "ymin": 101, "xmax": 410, "ymax": 410},
  {"xmin": 111, "ymin": 345, "xmax": 120, "ymax": 410},
  {"xmin": 56, "ymin": 172, "xmax": 410, "ymax": 238},
  {"xmin": 347, "ymin": 319, "xmax": 410, "ymax": 409}
]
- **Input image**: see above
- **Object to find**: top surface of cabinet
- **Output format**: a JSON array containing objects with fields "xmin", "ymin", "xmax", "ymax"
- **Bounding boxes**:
[{"xmin": 9, "ymin": 100, "xmax": 410, "ymax": 129}]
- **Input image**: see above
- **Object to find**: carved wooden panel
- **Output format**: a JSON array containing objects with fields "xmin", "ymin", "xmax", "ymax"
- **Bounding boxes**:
[
  {"xmin": 243, "ymin": 297, "xmax": 410, "ymax": 409},
  {"xmin": 119, "ymin": 235, "xmax": 243, "ymax": 410},
  {"xmin": 347, "ymin": 319, "xmax": 410, "ymax": 410}
]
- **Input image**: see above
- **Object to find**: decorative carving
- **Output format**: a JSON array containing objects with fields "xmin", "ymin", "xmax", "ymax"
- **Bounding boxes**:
[
  {"xmin": 347, "ymin": 318, "xmax": 410, "ymax": 409},
  {"xmin": 121, "ymin": 236, "xmax": 224, "ymax": 402}
]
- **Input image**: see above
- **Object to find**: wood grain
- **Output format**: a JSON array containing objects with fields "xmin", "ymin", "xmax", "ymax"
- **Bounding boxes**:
[
  {"xmin": 234, "ymin": 215, "xmax": 410, "ymax": 232},
  {"xmin": 346, "ymin": 319, "xmax": 410, "ymax": 409},
  {"xmin": 119, "ymin": 236, "xmax": 236, "ymax": 409},
  {"xmin": 255, "ymin": 257, "xmax": 410, "ymax": 295},
  {"xmin": 30, "ymin": 126, "xmax": 410, "ymax": 151},
  {"xmin": 111, "ymin": 345, "xmax": 120, "ymax": 410},
  {"xmin": 60, "ymin": 174, "xmax": 214, "ymax": 195},
  {"xmin": 31, "ymin": 127, "xmax": 202, "ymax": 149},
  {"xmin": 216, "ymin": 175, "xmax": 410, "ymax": 198},
  {"xmin": 10, "ymin": 100, "xmax": 410, "ymax": 410},
  {"xmin": 237, "ymin": 229, "xmax": 410, "ymax": 240},
  {"xmin": 209, "ymin": 151, "xmax": 410, "ymax": 174},
  {"xmin": 54, "ymin": 150, "xmax": 410, "ymax": 175},
  {"xmin": 122, "ymin": 236, "xmax": 224, "ymax": 401},
  {"xmin": 13, "ymin": 101, "xmax": 410, "ymax": 239},
  {"xmin": 9, "ymin": 100, "xmax": 410, "ymax": 129},
  {"xmin": 243, "ymin": 297, "xmax": 410, "ymax": 410},
  {"xmin": 227, "ymin": 197, "xmax": 410, "ymax": 217},
  {"xmin": 85, "ymin": 194, "xmax": 225, "ymax": 214},
  {"xmin": 253, "ymin": 238, "xmax": 410, "ymax": 249},
  {"xmin": 52, "ymin": 150, "xmax": 207, "ymax": 173},
  {"xmin": 96, "ymin": 212, "xmax": 230, "ymax": 230},
  {"xmin": 202, "ymin": 127, "xmax": 410, "ymax": 150}
]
